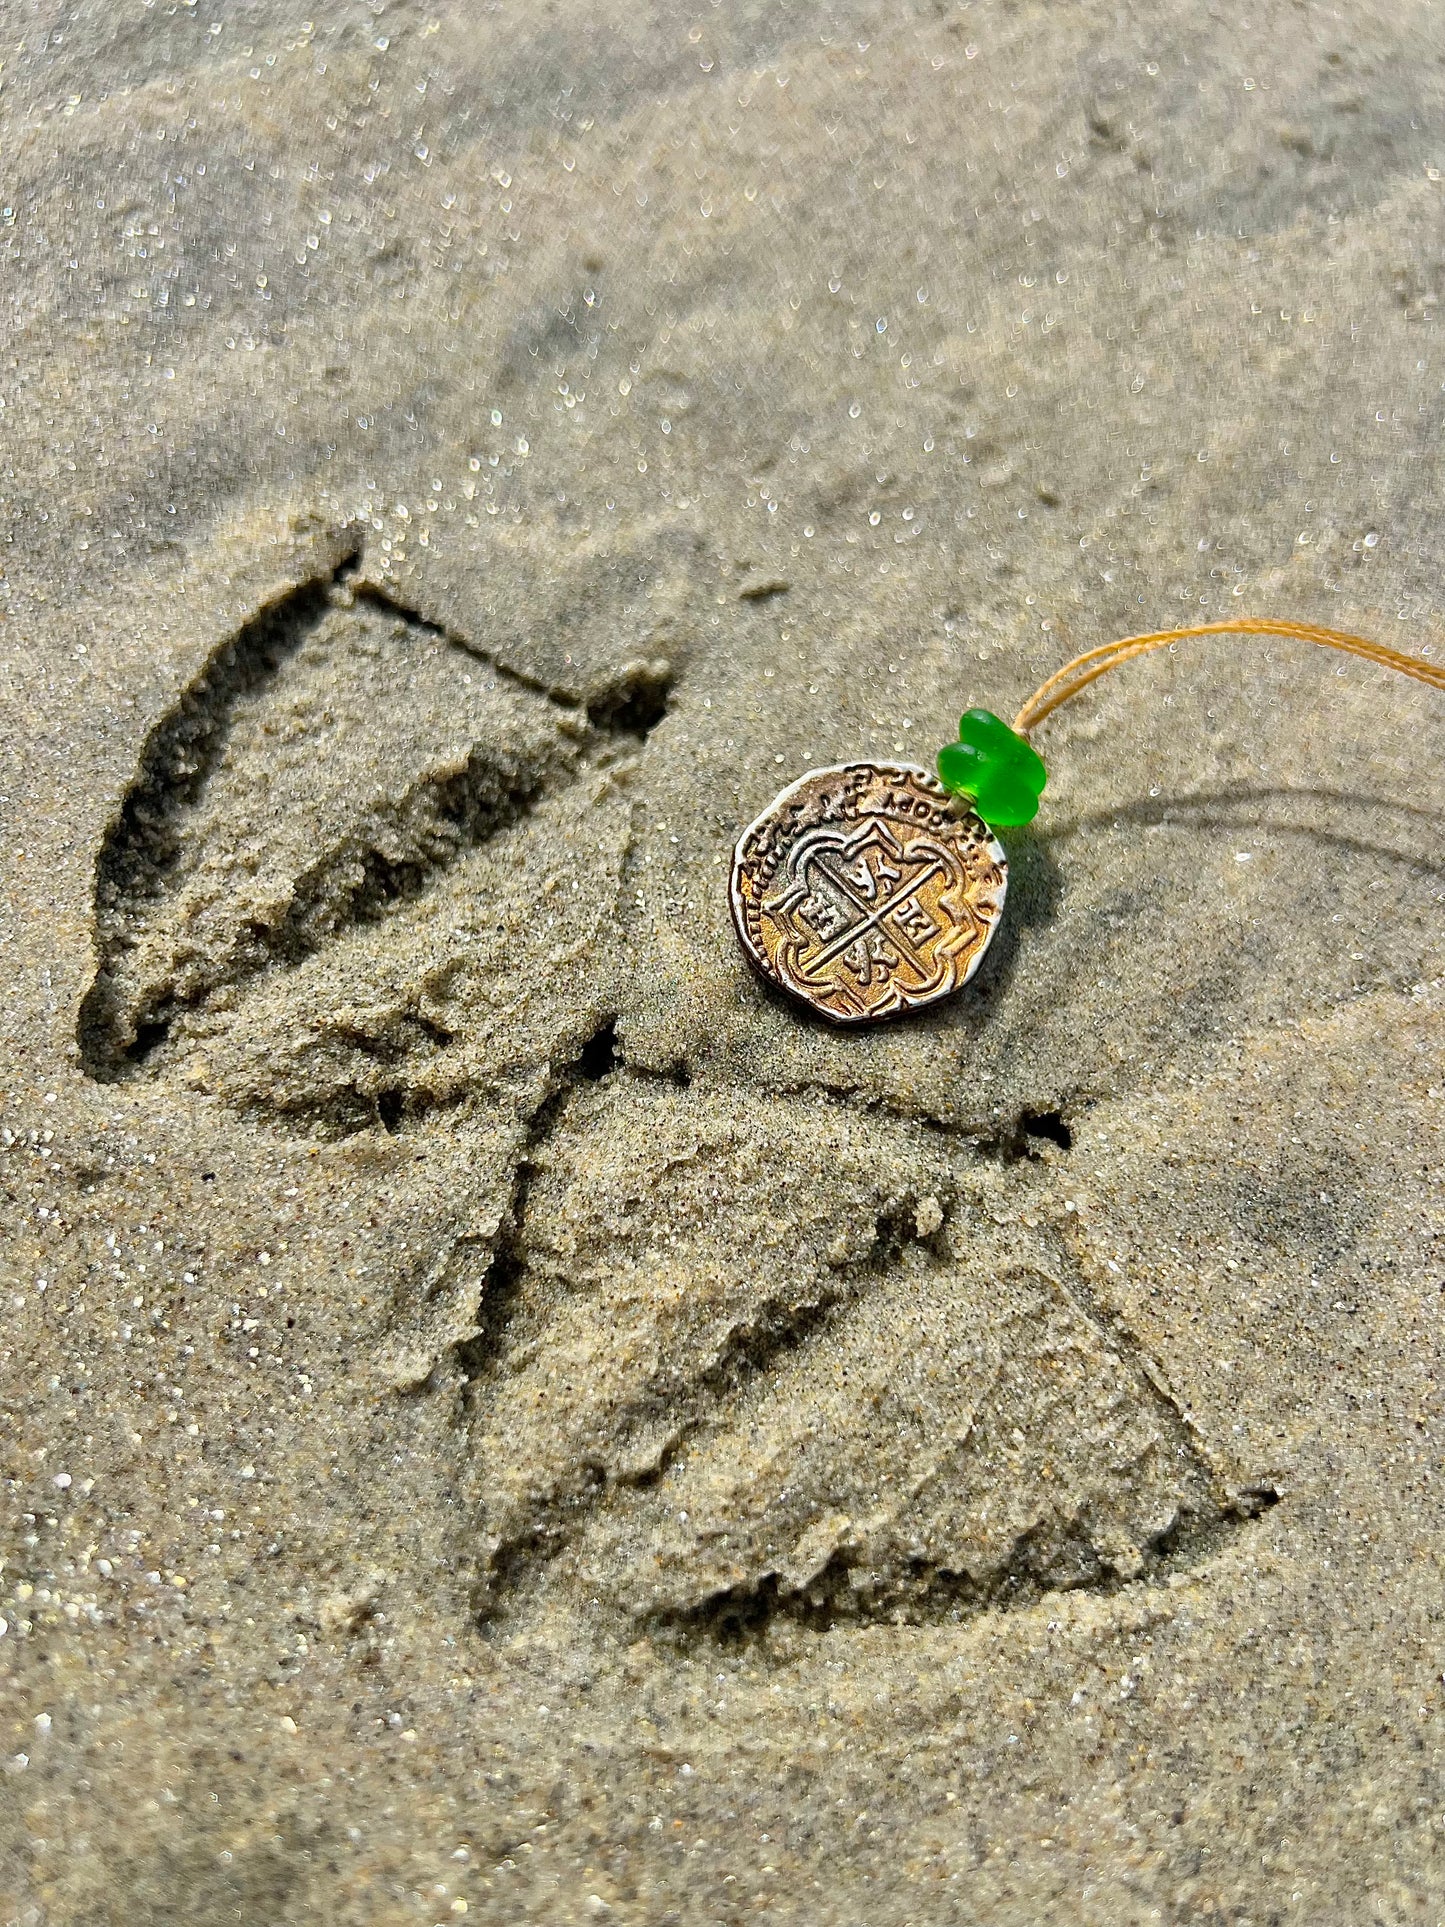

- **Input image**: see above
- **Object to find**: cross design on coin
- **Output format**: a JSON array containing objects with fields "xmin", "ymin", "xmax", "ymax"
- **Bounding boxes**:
[{"xmin": 729, "ymin": 762, "xmax": 1008, "ymax": 1024}]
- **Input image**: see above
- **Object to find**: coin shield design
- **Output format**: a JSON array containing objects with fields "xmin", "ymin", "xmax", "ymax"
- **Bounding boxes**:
[{"xmin": 729, "ymin": 762, "xmax": 1008, "ymax": 1024}]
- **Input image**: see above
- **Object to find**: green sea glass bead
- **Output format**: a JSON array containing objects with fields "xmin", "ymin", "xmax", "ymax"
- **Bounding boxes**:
[{"xmin": 936, "ymin": 707, "xmax": 1048, "ymax": 828}]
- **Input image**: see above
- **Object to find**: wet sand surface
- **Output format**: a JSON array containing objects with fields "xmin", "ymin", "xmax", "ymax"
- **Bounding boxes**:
[{"xmin": 2, "ymin": 3, "xmax": 1444, "ymax": 1920}]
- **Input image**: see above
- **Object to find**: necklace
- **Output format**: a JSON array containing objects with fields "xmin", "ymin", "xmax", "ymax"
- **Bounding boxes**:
[{"xmin": 729, "ymin": 619, "xmax": 1444, "ymax": 1026}]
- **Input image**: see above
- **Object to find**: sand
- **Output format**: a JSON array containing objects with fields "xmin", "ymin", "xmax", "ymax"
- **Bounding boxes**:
[{"xmin": 2, "ymin": 2, "xmax": 1443, "ymax": 1920}]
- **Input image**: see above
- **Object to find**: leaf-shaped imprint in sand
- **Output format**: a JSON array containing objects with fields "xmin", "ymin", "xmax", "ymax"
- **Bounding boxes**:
[
  {"xmin": 79, "ymin": 530, "xmax": 680, "ymax": 1135},
  {"xmin": 77, "ymin": 524, "xmax": 1279, "ymax": 1637},
  {"xmin": 459, "ymin": 1074, "xmax": 1277, "ymax": 1640}
]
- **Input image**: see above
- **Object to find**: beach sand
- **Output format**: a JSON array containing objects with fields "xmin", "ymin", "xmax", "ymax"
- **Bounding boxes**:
[{"xmin": 2, "ymin": 3, "xmax": 1443, "ymax": 1919}]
